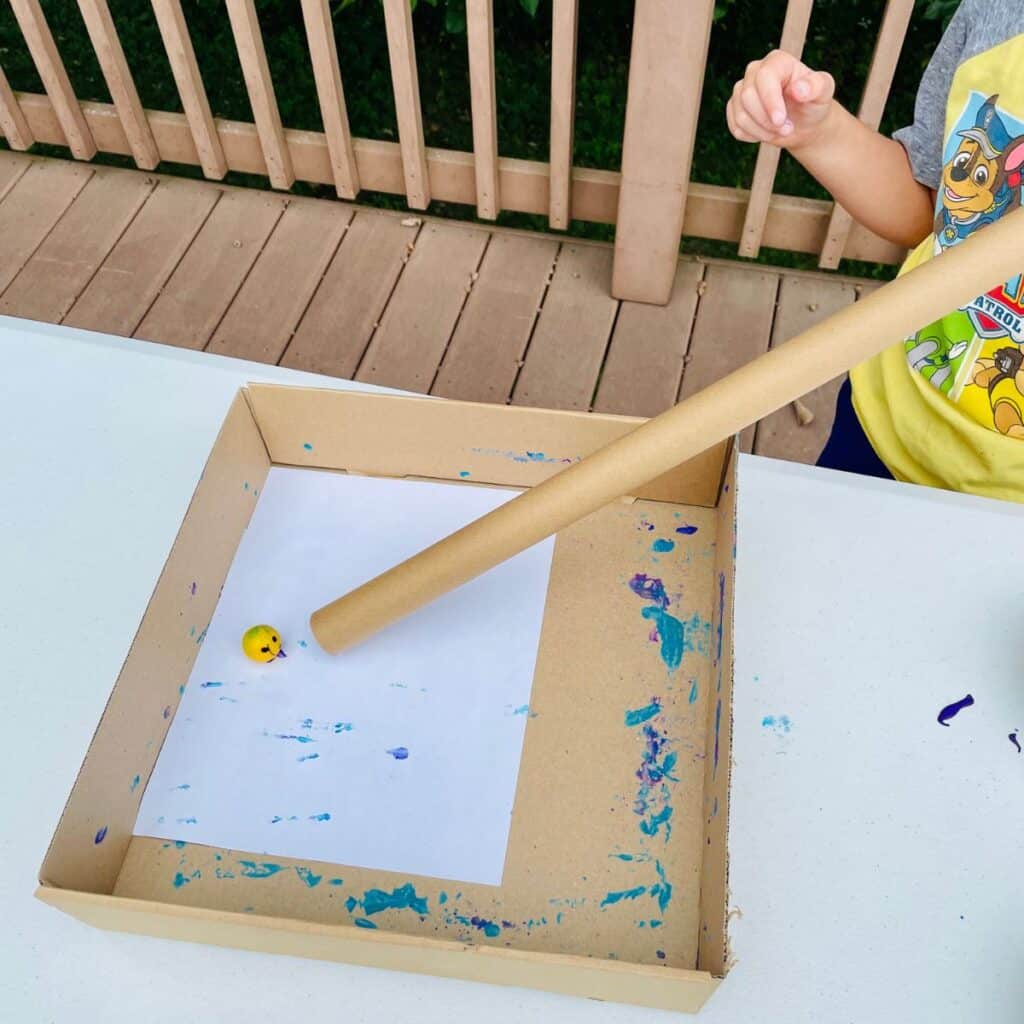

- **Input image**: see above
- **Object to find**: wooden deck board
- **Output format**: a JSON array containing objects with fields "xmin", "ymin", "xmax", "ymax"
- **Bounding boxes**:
[
  {"xmin": 280, "ymin": 210, "xmax": 416, "ymax": 378},
  {"xmin": 511, "ymin": 243, "xmax": 619, "ymax": 412},
  {"xmin": 63, "ymin": 177, "xmax": 220, "ymax": 337},
  {"xmin": 135, "ymin": 189, "xmax": 286, "ymax": 349},
  {"xmin": 432, "ymin": 233, "xmax": 557, "ymax": 404},
  {"xmin": 0, "ymin": 160, "xmax": 93, "ymax": 295},
  {"xmin": 0, "ymin": 168, "xmax": 154, "ymax": 324},
  {"xmin": 753, "ymin": 276, "xmax": 858, "ymax": 463},
  {"xmin": 680, "ymin": 263, "xmax": 780, "ymax": 452},
  {"xmin": 594, "ymin": 261, "xmax": 704, "ymax": 418},
  {"xmin": 207, "ymin": 198, "xmax": 352, "ymax": 363},
  {"xmin": 0, "ymin": 152, "xmax": 883, "ymax": 467},
  {"xmin": 355, "ymin": 222, "xmax": 489, "ymax": 392}
]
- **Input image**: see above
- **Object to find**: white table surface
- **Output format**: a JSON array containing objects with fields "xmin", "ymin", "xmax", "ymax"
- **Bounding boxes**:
[{"xmin": 2, "ymin": 316, "xmax": 1021, "ymax": 1023}]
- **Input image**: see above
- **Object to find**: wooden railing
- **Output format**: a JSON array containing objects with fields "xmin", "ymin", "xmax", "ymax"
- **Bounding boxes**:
[{"xmin": 0, "ymin": 0, "xmax": 912, "ymax": 305}]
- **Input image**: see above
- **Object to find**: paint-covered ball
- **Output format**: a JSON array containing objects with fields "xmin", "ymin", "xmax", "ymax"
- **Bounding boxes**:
[{"xmin": 242, "ymin": 624, "xmax": 285, "ymax": 663}]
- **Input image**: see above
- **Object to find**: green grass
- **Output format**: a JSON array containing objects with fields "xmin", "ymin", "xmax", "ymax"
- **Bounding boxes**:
[{"xmin": 0, "ymin": 0, "xmax": 945, "ymax": 280}]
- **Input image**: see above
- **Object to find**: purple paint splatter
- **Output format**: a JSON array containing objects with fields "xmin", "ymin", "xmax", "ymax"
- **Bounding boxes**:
[
  {"xmin": 94, "ymin": 826, "xmax": 107, "ymax": 845},
  {"xmin": 628, "ymin": 574, "xmax": 669, "ymax": 609},
  {"xmin": 937, "ymin": 694, "xmax": 974, "ymax": 726},
  {"xmin": 189, "ymin": 581, "xmax": 197, "ymax": 596},
  {"xmin": 1010, "ymin": 731, "xmax": 1021, "ymax": 754},
  {"xmin": 387, "ymin": 746, "xmax": 409, "ymax": 760}
]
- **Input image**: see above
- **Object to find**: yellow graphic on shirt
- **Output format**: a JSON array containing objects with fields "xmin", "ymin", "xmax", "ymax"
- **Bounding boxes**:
[{"xmin": 904, "ymin": 53, "xmax": 1024, "ymax": 437}]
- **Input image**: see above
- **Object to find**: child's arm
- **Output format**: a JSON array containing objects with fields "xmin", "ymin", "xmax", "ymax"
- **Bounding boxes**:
[{"xmin": 727, "ymin": 50, "xmax": 934, "ymax": 249}]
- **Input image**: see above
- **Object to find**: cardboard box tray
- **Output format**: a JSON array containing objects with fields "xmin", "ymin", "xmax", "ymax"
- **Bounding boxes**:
[{"xmin": 37, "ymin": 385, "xmax": 737, "ymax": 1013}]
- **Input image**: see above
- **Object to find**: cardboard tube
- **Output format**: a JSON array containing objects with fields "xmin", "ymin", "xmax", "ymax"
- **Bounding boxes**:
[{"xmin": 311, "ymin": 207, "xmax": 1024, "ymax": 654}]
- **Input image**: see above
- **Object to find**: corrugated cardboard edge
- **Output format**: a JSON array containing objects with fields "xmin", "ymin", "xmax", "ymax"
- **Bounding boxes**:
[
  {"xmin": 38, "ymin": 393, "xmax": 272, "ymax": 895},
  {"xmin": 245, "ymin": 384, "xmax": 730, "ymax": 507},
  {"xmin": 34, "ymin": 887, "xmax": 720, "ymax": 1013},
  {"xmin": 696, "ymin": 440, "xmax": 738, "ymax": 977}
]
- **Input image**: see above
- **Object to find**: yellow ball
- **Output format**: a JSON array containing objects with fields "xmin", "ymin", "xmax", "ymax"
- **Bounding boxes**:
[{"xmin": 242, "ymin": 624, "xmax": 285, "ymax": 663}]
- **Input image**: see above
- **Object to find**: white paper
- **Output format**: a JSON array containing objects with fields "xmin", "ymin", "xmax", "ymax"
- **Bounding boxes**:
[{"xmin": 136, "ymin": 467, "xmax": 555, "ymax": 885}]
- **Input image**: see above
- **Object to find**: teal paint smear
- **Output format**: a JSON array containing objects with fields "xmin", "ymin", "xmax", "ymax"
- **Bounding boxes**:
[
  {"xmin": 345, "ymin": 896, "xmax": 358, "ymax": 912},
  {"xmin": 439, "ymin": 891, "xmax": 448, "ymax": 905},
  {"xmin": 688, "ymin": 679, "xmax": 699, "ymax": 704},
  {"xmin": 762, "ymin": 714, "xmax": 792, "ymax": 734},
  {"xmin": 641, "ymin": 607, "xmax": 685, "ymax": 671},
  {"xmin": 353, "ymin": 883, "xmax": 429, "ymax": 917},
  {"xmin": 308, "ymin": 812, "xmax": 331, "ymax": 822},
  {"xmin": 640, "ymin": 805, "xmax": 673, "ymax": 838},
  {"xmin": 459, "ymin": 471, "xmax": 471, "ymax": 478},
  {"xmin": 172, "ymin": 870, "xmax": 200, "ymax": 889},
  {"xmin": 130, "ymin": 774, "xmax": 140, "ymax": 792},
  {"xmin": 303, "ymin": 442, "xmax": 313, "ymax": 451},
  {"xmin": 624, "ymin": 701, "xmax": 661, "ymax": 727},
  {"xmin": 239, "ymin": 861, "xmax": 285, "ymax": 879},
  {"xmin": 600, "ymin": 886, "xmax": 647, "ymax": 908},
  {"xmin": 295, "ymin": 867, "xmax": 322, "ymax": 888},
  {"xmin": 651, "ymin": 538, "xmax": 675, "ymax": 553},
  {"xmin": 328, "ymin": 878, "xmax": 344, "ymax": 886},
  {"xmin": 354, "ymin": 918, "xmax": 377, "ymax": 929},
  {"xmin": 651, "ymin": 860, "xmax": 673, "ymax": 913}
]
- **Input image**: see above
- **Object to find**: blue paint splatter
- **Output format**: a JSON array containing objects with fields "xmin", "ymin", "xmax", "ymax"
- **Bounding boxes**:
[
  {"xmin": 201, "ymin": 681, "xmax": 222, "ymax": 688},
  {"xmin": 172, "ymin": 872, "xmax": 192, "ymax": 888},
  {"xmin": 455, "ymin": 915, "xmax": 501, "ymax": 937},
  {"xmin": 130, "ymin": 774, "xmax": 140, "ymax": 792},
  {"xmin": 762, "ymin": 714, "xmax": 792, "ymax": 735},
  {"xmin": 329, "ymin": 878, "xmax": 344, "ymax": 886},
  {"xmin": 713, "ymin": 699, "xmax": 722, "ymax": 777},
  {"xmin": 512, "ymin": 704, "xmax": 534, "ymax": 716},
  {"xmin": 650, "ymin": 860, "xmax": 673, "ymax": 913},
  {"xmin": 272, "ymin": 734, "xmax": 315, "ymax": 743},
  {"xmin": 238, "ymin": 861, "xmax": 285, "ymax": 879},
  {"xmin": 641, "ymin": 607, "xmax": 685, "ymax": 671},
  {"xmin": 656, "ymin": 950, "xmax": 666, "ymax": 960},
  {"xmin": 600, "ymin": 886, "xmax": 647, "ymax": 908},
  {"xmin": 472, "ymin": 447, "xmax": 580, "ymax": 466},
  {"xmin": 179, "ymin": 684, "xmax": 186, "ymax": 695},
  {"xmin": 309, "ymin": 812, "xmax": 331, "ymax": 822},
  {"xmin": 611, "ymin": 853, "xmax": 635, "ymax": 861},
  {"xmin": 938, "ymin": 694, "xmax": 974, "ymax": 726},
  {"xmin": 162, "ymin": 705, "xmax": 171, "ymax": 719},
  {"xmin": 298, "ymin": 640, "xmax": 308, "ymax": 648},
  {"xmin": 303, "ymin": 442, "xmax": 313, "ymax": 451},
  {"xmin": 624, "ymin": 700, "xmax": 661, "ymax": 727},
  {"xmin": 297, "ymin": 753, "xmax": 320, "ymax": 762},
  {"xmin": 176, "ymin": 817, "xmax": 197, "ymax": 825},
  {"xmin": 219, "ymin": 696, "xmax": 238, "ymax": 703},
  {"xmin": 386, "ymin": 746, "xmax": 409, "ymax": 760},
  {"xmin": 196, "ymin": 627, "xmax": 207, "ymax": 645},
  {"xmin": 688, "ymin": 679, "xmax": 699, "ymax": 704},
  {"xmin": 675, "ymin": 524, "xmax": 698, "ymax": 535},
  {"xmin": 295, "ymin": 867, "xmax": 322, "ymax": 888},
  {"xmin": 715, "ymin": 573, "xmax": 725, "ymax": 669},
  {"xmin": 651, "ymin": 539, "xmax": 675, "ymax": 553},
  {"xmin": 712, "ymin": 796, "xmax": 718, "ymax": 817},
  {"xmin": 173, "ymin": 840, "xmax": 186, "ymax": 849},
  {"xmin": 352, "ymin": 883, "xmax": 429, "ymax": 917},
  {"xmin": 334, "ymin": 722, "xmax": 353, "ymax": 733},
  {"xmin": 639, "ymin": 806, "xmax": 673, "ymax": 837},
  {"xmin": 459, "ymin": 471, "xmax": 471, "ymax": 478},
  {"xmin": 389, "ymin": 682, "xmax": 408, "ymax": 689},
  {"xmin": 171, "ymin": 783, "xmax": 191, "ymax": 791},
  {"xmin": 354, "ymin": 918, "xmax": 377, "ymax": 929},
  {"xmin": 214, "ymin": 868, "xmax": 235, "ymax": 879},
  {"xmin": 649, "ymin": 920, "xmax": 663, "ymax": 929},
  {"xmin": 1010, "ymin": 731, "xmax": 1022, "ymax": 754},
  {"xmin": 439, "ymin": 891, "xmax": 448, "ymax": 905},
  {"xmin": 94, "ymin": 826, "xmax": 107, "ymax": 845},
  {"xmin": 244, "ymin": 482, "xmax": 249, "ymax": 491},
  {"xmin": 628, "ymin": 574, "xmax": 669, "ymax": 609}
]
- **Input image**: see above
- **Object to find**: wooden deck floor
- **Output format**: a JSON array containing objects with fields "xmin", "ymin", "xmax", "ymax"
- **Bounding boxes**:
[{"xmin": 0, "ymin": 151, "xmax": 877, "ymax": 464}]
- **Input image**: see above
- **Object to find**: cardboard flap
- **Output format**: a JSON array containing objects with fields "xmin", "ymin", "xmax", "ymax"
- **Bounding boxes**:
[{"xmin": 245, "ymin": 384, "xmax": 729, "ymax": 507}]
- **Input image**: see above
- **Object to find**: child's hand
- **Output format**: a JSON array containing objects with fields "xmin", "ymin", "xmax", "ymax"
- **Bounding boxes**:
[{"xmin": 726, "ymin": 50, "xmax": 835, "ymax": 150}]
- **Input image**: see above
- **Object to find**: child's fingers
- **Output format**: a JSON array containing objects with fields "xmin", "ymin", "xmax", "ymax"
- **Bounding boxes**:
[
  {"xmin": 739, "ymin": 82, "xmax": 775, "ymax": 134},
  {"xmin": 753, "ymin": 60, "xmax": 789, "ymax": 128},
  {"xmin": 726, "ymin": 99, "xmax": 760, "ymax": 143},
  {"xmin": 728, "ymin": 100, "xmax": 776, "ymax": 144},
  {"xmin": 788, "ymin": 68, "xmax": 835, "ymax": 106}
]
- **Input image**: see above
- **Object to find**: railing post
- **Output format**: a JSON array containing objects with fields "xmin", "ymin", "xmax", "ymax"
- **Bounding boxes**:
[{"xmin": 612, "ymin": 0, "xmax": 714, "ymax": 305}]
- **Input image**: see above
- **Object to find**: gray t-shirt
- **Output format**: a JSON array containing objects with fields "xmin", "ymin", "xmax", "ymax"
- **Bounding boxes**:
[{"xmin": 894, "ymin": 0, "xmax": 1024, "ymax": 189}]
